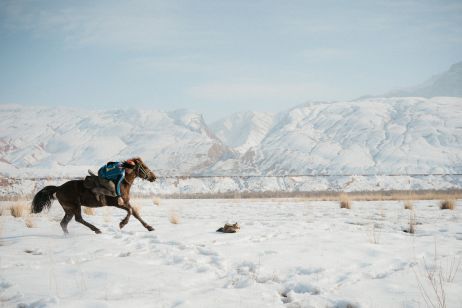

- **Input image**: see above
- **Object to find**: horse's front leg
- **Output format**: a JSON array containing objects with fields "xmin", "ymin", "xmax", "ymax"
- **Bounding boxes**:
[
  {"xmin": 129, "ymin": 202, "xmax": 154, "ymax": 231},
  {"xmin": 114, "ymin": 204, "xmax": 131, "ymax": 229}
]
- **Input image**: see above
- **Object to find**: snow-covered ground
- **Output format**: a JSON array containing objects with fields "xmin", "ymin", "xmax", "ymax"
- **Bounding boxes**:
[{"xmin": 1, "ymin": 199, "xmax": 461, "ymax": 307}]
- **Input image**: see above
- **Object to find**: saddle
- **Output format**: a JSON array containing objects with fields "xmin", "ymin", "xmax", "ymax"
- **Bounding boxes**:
[{"xmin": 83, "ymin": 170, "xmax": 117, "ymax": 197}]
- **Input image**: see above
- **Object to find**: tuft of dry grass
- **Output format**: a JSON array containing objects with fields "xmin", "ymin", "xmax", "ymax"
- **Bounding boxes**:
[
  {"xmin": 10, "ymin": 203, "xmax": 27, "ymax": 218},
  {"xmin": 339, "ymin": 194, "xmax": 351, "ymax": 209},
  {"xmin": 103, "ymin": 207, "xmax": 112, "ymax": 223},
  {"xmin": 440, "ymin": 199, "xmax": 455, "ymax": 210},
  {"xmin": 25, "ymin": 216, "xmax": 35, "ymax": 228},
  {"xmin": 414, "ymin": 243, "xmax": 460, "ymax": 308},
  {"xmin": 408, "ymin": 211, "xmax": 416, "ymax": 234},
  {"xmin": 369, "ymin": 222, "xmax": 381, "ymax": 244},
  {"xmin": 83, "ymin": 207, "xmax": 95, "ymax": 215},
  {"xmin": 404, "ymin": 200, "xmax": 414, "ymax": 210},
  {"xmin": 169, "ymin": 211, "xmax": 180, "ymax": 224},
  {"xmin": 152, "ymin": 197, "xmax": 161, "ymax": 206}
]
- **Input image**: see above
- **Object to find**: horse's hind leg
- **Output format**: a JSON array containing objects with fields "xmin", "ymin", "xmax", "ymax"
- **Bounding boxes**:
[
  {"xmin": 60, "ymin": 211, "xmax": 74, "ymax": 234},
  {"xmin": 74, "ymin": 206, "xmax": 101, "ymax": 234},
  {"xmin": 56, "ymin": 197, "xmax": 75, "ymax": 234}
]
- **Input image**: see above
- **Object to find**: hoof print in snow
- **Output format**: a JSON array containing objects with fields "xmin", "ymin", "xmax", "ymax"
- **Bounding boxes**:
[
  {"xmin": 24, "ymin": 249, "xmax": 42, "ymax": 255},
  {"xmin": 283, "ymin": 282, "xmax": 321, "ymax": 296},
  {"xmin": 333, "ymin": 300, "xmax": 359, "ymax": 308},
  {"xmin": 279, "ymin": 291, "xmax": 291, "ymax": 304}
]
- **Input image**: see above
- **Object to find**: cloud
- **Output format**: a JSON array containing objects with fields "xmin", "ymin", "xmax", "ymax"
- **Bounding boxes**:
[{"xmin": 0, "ymin": 0, "xmax": 214, "ymax": 50}]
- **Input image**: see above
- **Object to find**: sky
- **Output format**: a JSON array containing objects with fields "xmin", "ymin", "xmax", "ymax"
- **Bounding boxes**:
[{"xmin": 0, "ymin": 0, "xmax": 461, "ymax": 122}]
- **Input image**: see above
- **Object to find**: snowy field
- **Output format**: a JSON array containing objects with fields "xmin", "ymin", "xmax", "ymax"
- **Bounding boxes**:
[{"xmin": 1, "ymin": 198, "xmax": 461, "ymax": 308}]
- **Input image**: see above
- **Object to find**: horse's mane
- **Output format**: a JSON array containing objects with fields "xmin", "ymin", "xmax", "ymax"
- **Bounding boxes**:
[{"xmin": 128, "ymin": 157, "xmax": 145, "ymax": 166}]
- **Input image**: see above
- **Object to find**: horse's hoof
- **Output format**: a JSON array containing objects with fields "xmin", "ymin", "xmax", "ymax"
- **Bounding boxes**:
[
  {"xmin": 146, "ymin": 225, "xmax": 154, "ymax": 231},
  {"xmin": 119, "ymin": 222, "xmax": 126, "ymax": 229},
  {"xmin": 95, "ymin": 229, "xmax": 102, "ymax": 234}
]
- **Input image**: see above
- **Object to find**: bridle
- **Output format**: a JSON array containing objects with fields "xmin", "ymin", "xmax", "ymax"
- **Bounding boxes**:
[{"xmin": 135, "ymin": 163, "xmax": 150, "ymax": 180}]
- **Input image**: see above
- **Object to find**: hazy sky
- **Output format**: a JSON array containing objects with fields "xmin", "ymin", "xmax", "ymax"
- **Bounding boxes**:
[{"xmin": 1, "ymin": 0, "xmax": 461, "ymax": 122}]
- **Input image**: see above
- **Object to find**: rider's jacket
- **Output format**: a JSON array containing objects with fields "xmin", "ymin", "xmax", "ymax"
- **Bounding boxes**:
[{"xmin": 98, "ymin": 162, "xmax": 125, "ymax": 196}]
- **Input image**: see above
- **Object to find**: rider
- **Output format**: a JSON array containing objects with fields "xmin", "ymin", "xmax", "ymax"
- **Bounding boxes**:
[{"xmin": 97, "ymin": 160, "xmax": 136, "ymax": 205}]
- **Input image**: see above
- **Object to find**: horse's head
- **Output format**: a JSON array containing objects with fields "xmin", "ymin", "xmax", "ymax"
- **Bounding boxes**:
[{"xmin": 130, "ymin": 157, "xmax": 157, "ymax": 182}]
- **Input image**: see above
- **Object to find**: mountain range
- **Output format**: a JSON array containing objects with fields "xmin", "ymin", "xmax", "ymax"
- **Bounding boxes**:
[
  {"xmin": 1, "ymin": 61, "xmax": 462, "ymax": 179},
  {"xmin": 1, "ymin": 96, "xmax": 461, "ymax": 179}
]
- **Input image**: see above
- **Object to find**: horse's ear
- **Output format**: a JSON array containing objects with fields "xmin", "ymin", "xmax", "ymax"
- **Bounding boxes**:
[{"xmin": 131, "ymin": 157, "xmax": 142, "ymax": 163}]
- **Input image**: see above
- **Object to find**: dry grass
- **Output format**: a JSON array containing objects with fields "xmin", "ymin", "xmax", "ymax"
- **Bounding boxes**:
[
  {"xmin": 369, "ymin": 222, "xmax": 381, "ymax": 244},
  {"xmin": 152, "ymin": 197, "xmax": 161, "ymax": 206},
  {"xmin": 339, "ymin": 194, "xmax": 351, "ymax": 209},
  {"xmin": 440, "ymin": 199, "xmax": 455, "ymax": 210},
  {"xmin": 103, "ymin": 207, "xmax": 112, "ymax": 223},
  {"xmin": 10, "ymin": 203, "xmax": 28, "ymax": 218},
  {"xmin": 0, "ymin": 206, "xmax": 4, "ymax": 216},
  {"xmin": 25, "ymin": 216, "xmax": 35, "ymax": 228},
  {"xmin": 169, "ymin": 211, "xmax": 180, "ymax": 224},
  {"xmin": 159, "ymin": 189, "xmax": 462, "ymax": 201},
  {"xmin": 414, "ymin": 243, "xmax": 460, "ymax": 308},
  {"xmin": 408, "ymin": 211, "xmax": 416, "ymax": 234},
  {"xmin": 404, "ymin": 200, "xmax": 414, "ymax": 210},
  {"xmin": 83, "ymin": 207, "xmax": 95, "ymax": 215}
]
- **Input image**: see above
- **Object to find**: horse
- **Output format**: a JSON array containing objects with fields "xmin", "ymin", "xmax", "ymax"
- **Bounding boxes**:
[{"xmin": 31, "ymin": 157, "xmax": 157, "ymax": 234}]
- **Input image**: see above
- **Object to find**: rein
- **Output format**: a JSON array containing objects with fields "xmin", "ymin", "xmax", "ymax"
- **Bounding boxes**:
[
  {"xmin": 137, "ymin": 164, "xmax": 150, "ymax": 180},
  {"xmin": 123, "ymin": 163, "xmax": 149, "ymax": 184}
]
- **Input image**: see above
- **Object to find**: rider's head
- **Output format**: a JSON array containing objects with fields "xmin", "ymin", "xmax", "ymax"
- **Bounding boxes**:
[{"xmin": 122, "ymin": 160, "xmax": 136, "ymax": 170}]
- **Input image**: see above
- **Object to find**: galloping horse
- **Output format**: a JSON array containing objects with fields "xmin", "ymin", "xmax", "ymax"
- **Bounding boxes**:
[{"xmin": 31, "ymin": 157, "xmax": 156, "ymax": 234}]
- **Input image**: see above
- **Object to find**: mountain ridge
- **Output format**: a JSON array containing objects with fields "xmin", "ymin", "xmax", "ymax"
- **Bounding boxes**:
[
  {"xmin": 386, "ymin": 61, "xmax": 462, "ymax": 98},
  {"xmin": 2, "ymin": 97, "xmax": 460, "ymax": 178}
]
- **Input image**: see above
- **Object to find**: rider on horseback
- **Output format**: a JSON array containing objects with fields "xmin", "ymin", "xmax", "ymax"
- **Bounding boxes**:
[
  {"xmin": 94, "ymin": 160, "xmax": 136, "ymax": 205},
  {"xmin": 33, "ymin": 157, "xmax": 157, "ymax": 234}
]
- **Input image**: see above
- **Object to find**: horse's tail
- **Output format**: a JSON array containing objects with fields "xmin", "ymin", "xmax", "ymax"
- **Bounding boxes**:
[{"xmin": 31, "ymin": 186, "xmax": 59, "ymax": 213}]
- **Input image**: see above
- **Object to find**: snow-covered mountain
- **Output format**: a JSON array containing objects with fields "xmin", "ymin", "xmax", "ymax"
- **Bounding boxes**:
[
  {"xmin": 1, "ymin": 97, "xmax": 462, "ymax": 195},
  {"xmin": 386, "ymin": 61, "xmax": 462, "ymax": 97},
  {"xmin": 0, "ymin": 105, "xmax": 233, "ymax": 177},
  {"xmin": 1, "ymin": 97, "xmax": 461, "ymax": 181},
  {"xmin": 208, "ymin": 97, "xmax": 462, "ymax": 176},
  {"xmin": 210, "ymin": 111, "xmax": 275, "ymax": 154}
]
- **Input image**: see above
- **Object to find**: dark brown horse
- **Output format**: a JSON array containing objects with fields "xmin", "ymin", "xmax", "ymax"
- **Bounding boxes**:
[{"xmin": 31, "ymin": 157, "xmax": 157, "ymax": 234}]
